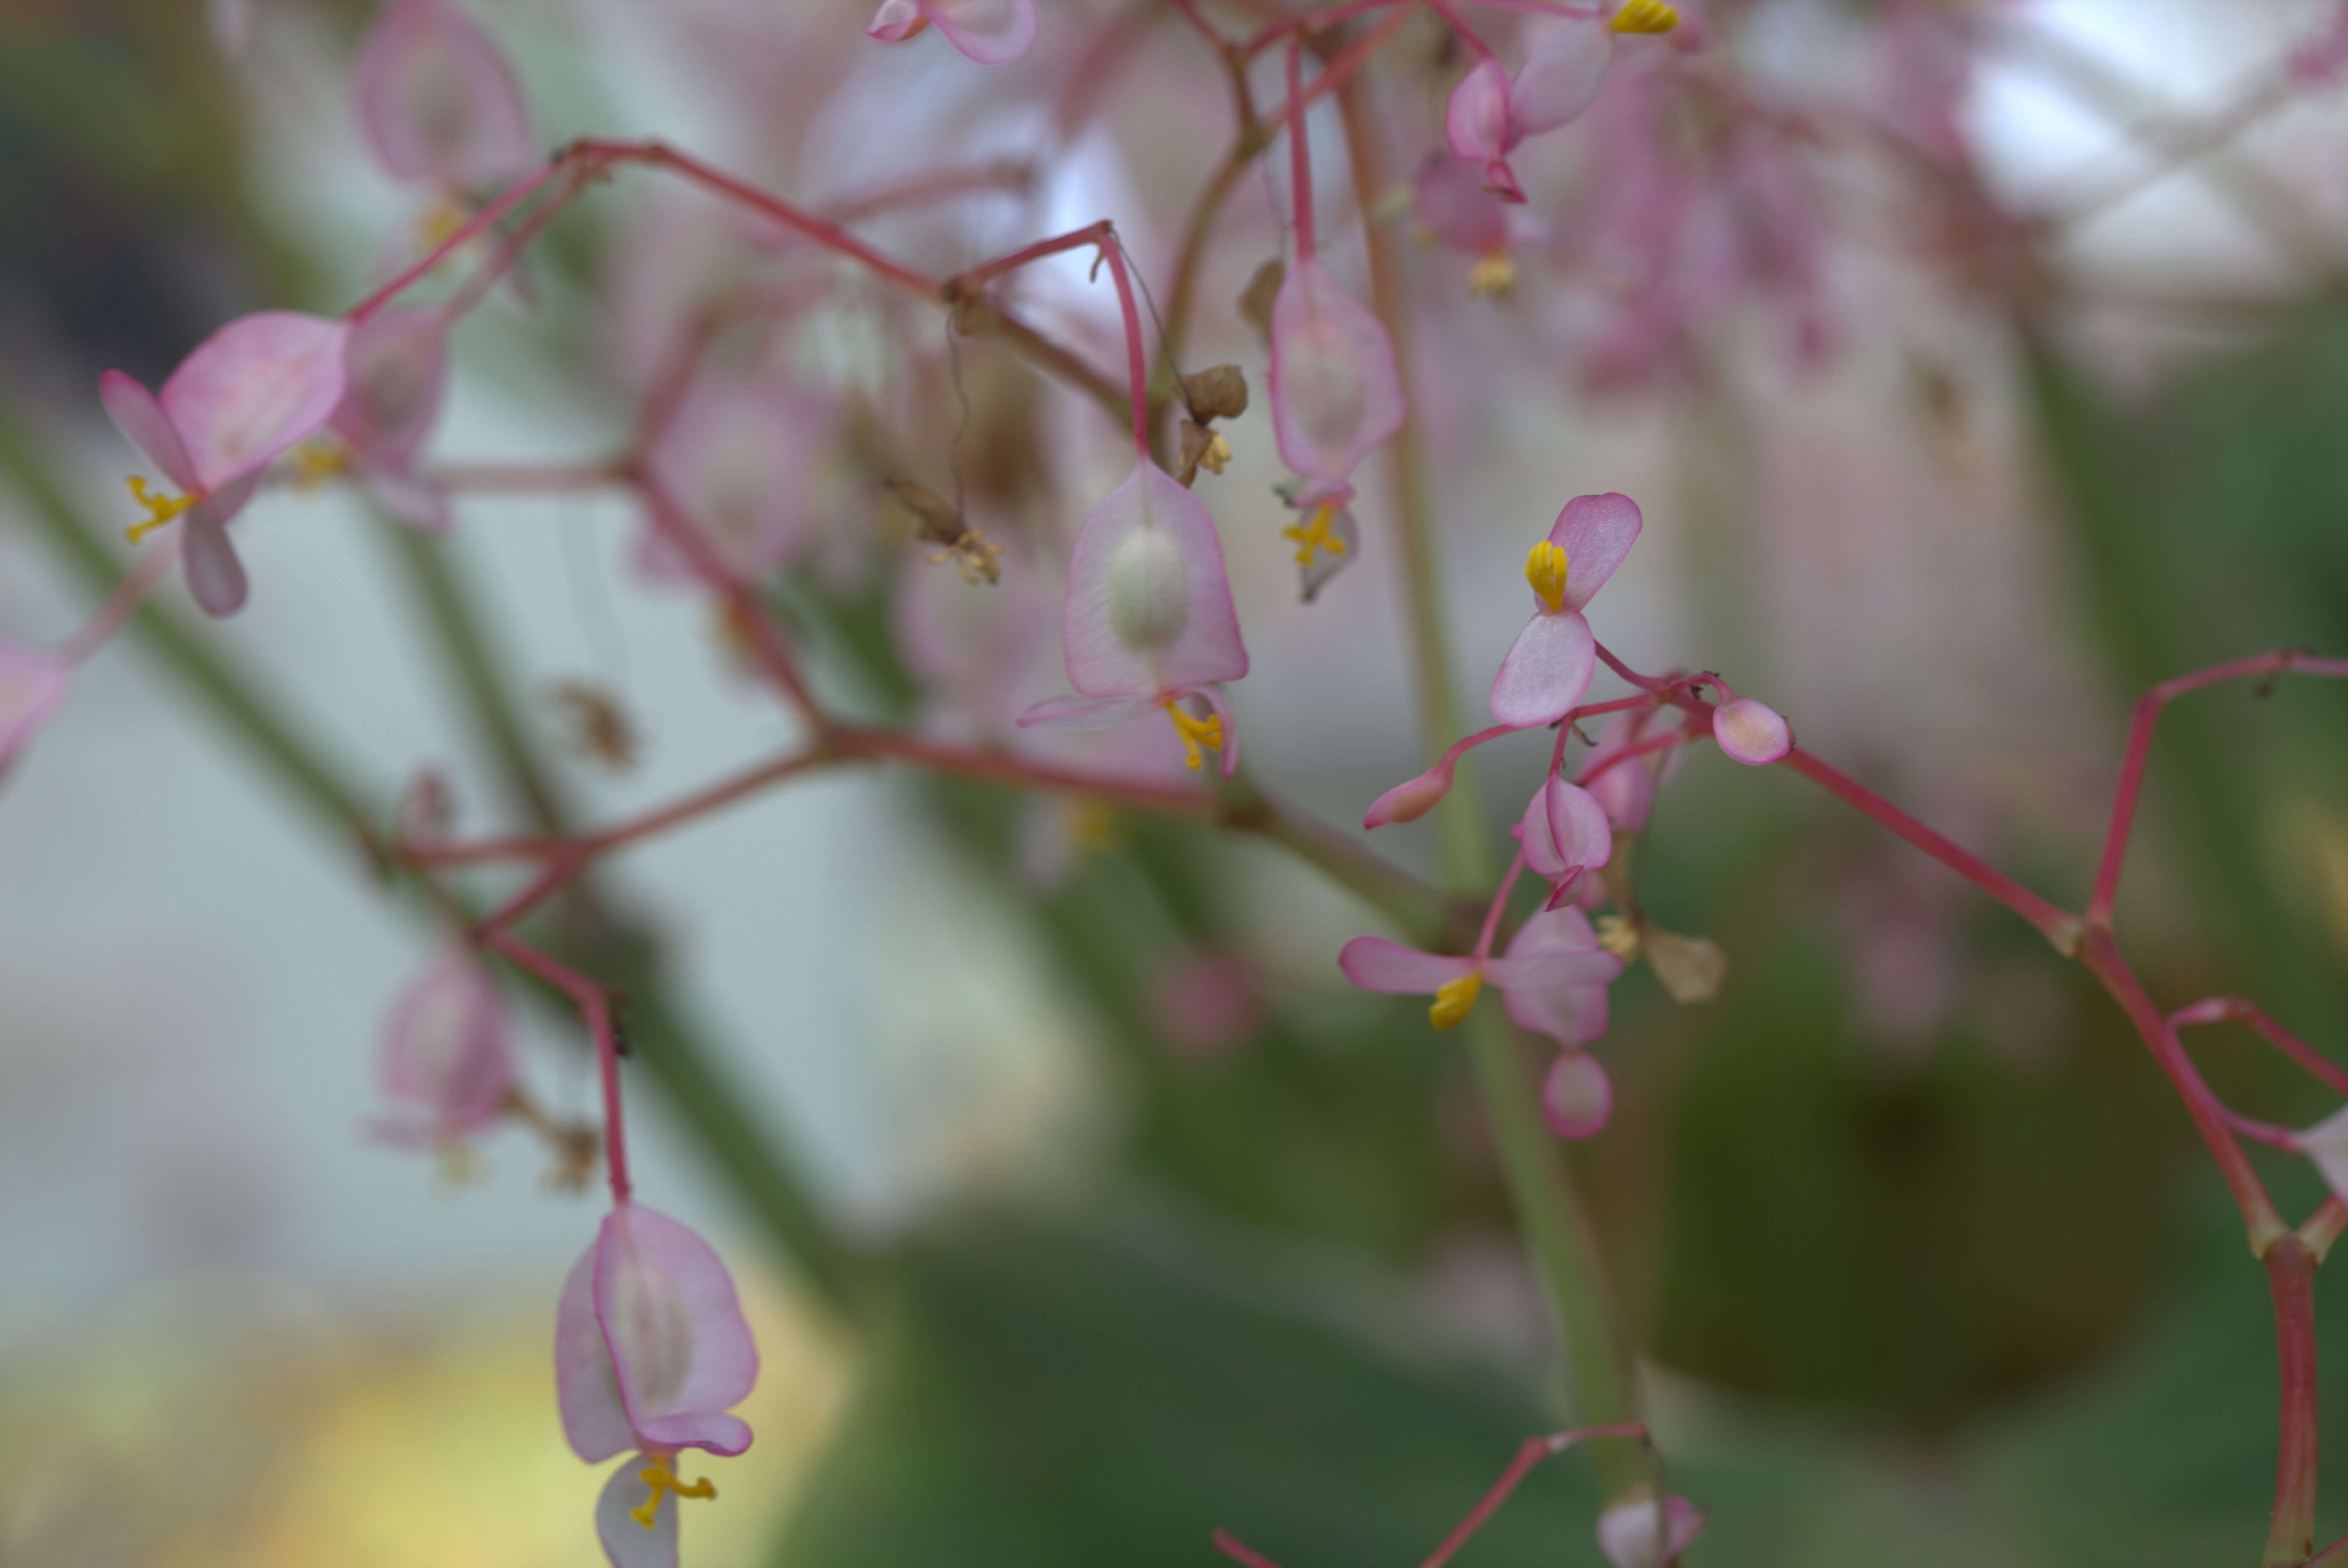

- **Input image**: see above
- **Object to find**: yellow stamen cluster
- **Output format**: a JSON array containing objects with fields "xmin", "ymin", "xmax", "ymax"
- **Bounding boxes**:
[
  {"xmin": 1165, "ymin": 701, "xmax": 1224, "ymax": 772},
  {"xmin": 1196, "ymin": 430, "xmax": 1233, "ymax": 477},
  {"xmin": 1282, "ymin": 503, "xmax": 1348, "ymax": 568},
  {"xmin": 1525, "ymin": 540, "xmax": 1571, "ymax": 614},
  {"xmin": 1594, "ymin": 913, "xmax": 1642, "ymax": 961},
  {"xmin": 630, "ymin": 1455, "xmax": 718, "ymax": 1530},
  {"xmin": 286, "ymin": 438, "xmax": 352, "ymax": 491},
  {"xmin": 1429, "ymin": 971, "xmax": 1484, "ymax": 1031},
  {"xmin": 124, "ymin": 476, "xmax": 194, "ymax": 543},
  {"xmin": 930, "ymin": 528, "xmax": 1006, "ymax": 586},
  {"xmin": 1609, "ymin": 0, "xmax": 1679, "ymax": 33},
  {"xmin": 1466, "ymin": 253, "xmax": 1519, "ymax": 300}
]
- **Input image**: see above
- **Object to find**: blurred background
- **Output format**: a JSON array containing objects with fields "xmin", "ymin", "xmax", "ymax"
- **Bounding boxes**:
[{"xmin": 3, "ymin": 0, "xmax": 2348, "ymax": 1564}]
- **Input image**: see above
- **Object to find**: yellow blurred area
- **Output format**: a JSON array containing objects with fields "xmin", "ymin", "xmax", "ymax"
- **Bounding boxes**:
[{"xmin": 0, "ymin": 1269, "xmax": 847, "ymax": 1568}]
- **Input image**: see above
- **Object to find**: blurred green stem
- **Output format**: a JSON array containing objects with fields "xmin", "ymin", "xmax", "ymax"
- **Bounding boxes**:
[{"xmin": 1334, "ymin": 72, "xmax": 1646, "ymax": 1495}]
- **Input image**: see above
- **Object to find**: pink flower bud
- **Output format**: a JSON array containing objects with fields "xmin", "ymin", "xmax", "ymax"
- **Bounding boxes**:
[
  {"xmin": 370, "ymin": 947, "xmax": 516, "ymax": 1147},
  {"xmin": 353, "ymin": 0, "xmax": 536, "ymax": 190},
  {"xmin": 1444, "ymin": 59, "xmax": 1523, "ymax": 200},
  {"xmin": 1541, "ymin": 1048, "xmax": 1614, "ymax": 1139},
  {"xmin": 0, "ymin": 642, "xmax": 72, "ymax": 777},
  {"xmin": 1365, "ymin": 761, "xmax": 1456, "ymax": 829},
  {"xmin": 1597, "ymin": 1489, "xmax": 1708, "ymax": 1568},
  {"xmin": 1713, "ymin": 695, "xmax": 1791, "ymax": 764}
]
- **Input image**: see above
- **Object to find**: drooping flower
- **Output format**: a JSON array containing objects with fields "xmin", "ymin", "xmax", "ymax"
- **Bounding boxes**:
[
  {"xmin": 638, "ymin": 372, "xmax": 832, "ymax": 586},
  {"xmin": 1712, "ymin": 694, "xmax": 1792, "ymax": 764},
  {"xmin": 557, "ymin": 1204, "xmax": 760, "ymax": 1568},
  {"xmin": 1268, "ymin": 260, "xmax": 1406, "ymax": 486},
  {"xmin": 865, "ymin": 0, "xmax": 1038, "ymax": 65},
  {"xmin": 1503, "ymin": 903, "xmax": 1615, "ymax": 1051},
  {"xmin": 1489, "ymin": 492, "xmax": 1643, "ymax": 728},
  {"xmin": 101, "ymin": 311, "xmax": 353, "ymax": 617},
  {"xmin": 330, "ymin": 305, "xmax": 454, "ymax": 531},
  {"xmin": 353, "ymin": 0, "xmax": 536, "ymax": 192},
  {"xmin": 1444, "ymin": 58, "xmax": 1524, "ymax": 203},
  {"xmin": 0, "ymin": 641, "xmax": 72, "ymax": 778},
  {"xmin": 1413, "ymin": 153, "xmax": 1517, "ymax": 297},
  {"xmin": 1017, "ymin": 460, "xmax": 1249, "ymax": 778},
  {"xmin": 1339, "ymin": 931, "xmax": 1620, "ymax": 1034},
  {"xmin": 1513, "ymin": 775, "xmax": 1614, "ymax": 908},
  {"xmin": 369, "ymin": 947, "xmax": 517, "ymax": 1150},
  {"xmin": 1596, "ymin": 1487, "xmax": 1709, "ymax": 1568},
  {"xmin": 1579, "ymin": 705, "xmax": 1684, "ymax": 833},
  {"xmin": 1275, "ymin": 476, "xmax": 1362, "ymax": 603}
]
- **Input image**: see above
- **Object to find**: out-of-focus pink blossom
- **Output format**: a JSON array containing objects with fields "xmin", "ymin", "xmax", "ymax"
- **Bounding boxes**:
[
  {"xmin": 865, "ymin": 0, "xmax": 1038, "ymax": 65},
  {"xmin": 1504, "ymin": 904, "xmax": 1614, "ymax": 1050},
  {"xmin": 331, "ymin": 306, "xmax": 453, "ymax": 531},
  {"xmin": 1712, "ymin": 695, "xmax": 1791, "ymax": 764},
  {"xmin": 1510, "ymin": 16, "xmax": 1616, "ymax": 135},
  {"xmin": 1489, "ymin": 492, "xmax": 1642, "ymax": 728},
  {"xmin": 1365, "ymin": 756, "xmax": 1459, "ymax": 830},
  {"xmin": 1268, "ymin": 261, "xmax": 1406, "ymax": 486},
  {"xmin": 1276, "ymin": 476, "xmax": 1362, "ymax": 603},
  {"xmin": 639, "ymin": 373, "xmax": 832, "ymax": 585},
  {"xmin": 1444, "ymin": 59, "xmax": 1524, "ymax": 202},
  {"xmin": 1018, "ymin": 460, "xmax": 1249, "ymax": 777},
  {"xmin": 1597, "ymin": 1489, "xmax": 1709, "ymax": 1568},
  {"xmin": 1340, "ymin": 933, "xmax": 1620, "ymax": 1034},
  {"xmin": 2290, "ymin": 1, "xmax": 2348, "ymax": 86},
  {"xmin": 370, "ymin": 947, "xmax": 516, "ymax": 1148},
  {"xmin": 1514, "ymin": 775, "xmax": 1614, "ymax": 907},
  {"xmin": 102, "ymin": 311, "xmax": 353, "ymax": 616},
  {"xmin": 354, "ymin": 0, "xmax": 536, "ymax": 191},
  {"xmin": 1541, "ymin": 1048, "xmax": 1614, "ymax": 1139},
  {"xmin": 1151, "ymin": 948, "xmax": 1266, "ymax": 1060},
  {"xmin": 558, "ymin": 1204, "xmax": 759, "ymax": 1567},
  {"xmin": 1581, "ymin": 706, "xmax": 1682, "ymax": 833},
  {"xmin": 0, "ymin": 641, "xmax": 72, "ymax": 776}
]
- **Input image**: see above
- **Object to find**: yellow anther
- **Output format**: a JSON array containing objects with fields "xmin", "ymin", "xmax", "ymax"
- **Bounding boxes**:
[
  {"xmin": 1165, "ymin": 701, "xmax": 1224, "ymax": 772},
  {"xmin": 1466, "ymin": 253, "xmax": 1518, "ymax": 299},
  {"xmin": 1594, "ymin": 913, "xmax": 1642, "ymax": 961},
  {"xmin": 1525, "ymin": 540, "xmax": 1571, "ymax": 613},
  {"xmin": 124, "ymin": 476, "xmax": 195, "ymax": 543},
  {"xmin": 1281, "ymin": 504, "xmax": 1349, "ymax": 567},
  {"xmin": 286, "ymin": 438, "xmax": 351, "ymax": 492},
  {"xmin": 419, "ymin": 197, "xmax": 471, "ymax": 249},
  {"xmin": 1609, "ymin": 0, "xmax": 1679, "ymax": 33},
  {"xmin": 1429, "ymin": 971, "xmax": 1484, "ymax": 1031},
  {"xmin": 630, "ymin": 1455, "xmax": 718, "ymax": 1530},
  {"xmin": 1197, "ymin": 431, "xmax": 1233, "ymax": 477}
]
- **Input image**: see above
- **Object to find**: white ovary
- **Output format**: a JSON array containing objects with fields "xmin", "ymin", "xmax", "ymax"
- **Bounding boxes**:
[
  {"xmin": 1281, "ymin": 316, "xmax": 1369, "ymax": 451},
  {"xmin": 606, "ymin": 1241, "xmax": 696, "ymax": 1414},
  {"xmin": 1104, "ymin": 526, "xmax": 1190, "ymax": 652}
]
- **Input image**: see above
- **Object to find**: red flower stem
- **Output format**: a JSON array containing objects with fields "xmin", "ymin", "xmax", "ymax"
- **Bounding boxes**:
[
  {"xmin": 1418, "ymin": 1424, "xmax": 1650, "ymax": 1568},
  {"xmin": 1594, "ymin": 638, "xmax": 1670, "ymax": 691},
  {"xmin": 1575, "ymin": 724, "xmax": 1694, "ymax": 789},
  {"xmin": 2088, "ymin": 649, "xmax": 2348, "ymax": 928},
  {"xmin": 1569, "ymin": 692, "xmax": 1670, "ymax": 724},
  {"xmin": 1300, "ymin": 7, "xmax": 1419, "ymax": 108},
  {"xmin": 1092, "ymin": 230, "xmax": 1154, "ymax": 458},
  {"xmin": 1209, "ymin": 1530, "xmax": 1288, "ymax": 1568},
  {"xmin": 1166, "ymin": 0, "xmax": 1233, "ymax": 50},
  {"xmin": 1243, "ymin": 0, "xmax": 1407, "ymax": 56},
  {"xmin": 2263, "ymin": 1236, "xmax": 2319, "ymax": 1566},
  {"xmin": 437, "ymin": 157, "xmax": 597, "ymax": 322},
  {"xmin": 484, "ymin": 930, "xmax": 631, "ymax": 1205},
  {"xmin": 822, "ymin": 159, "xmax": 1035, "ymax": 221},
  {"xmin": 2172, "ymin": 997, "xmax": 2348, "ymax": 1100},
  {"xmin": 2308, "ymin": 1532, "xmax": 2348, "ymax": 1568},
  {"xmin": 2301, "ymin": 1199, "xmax": 2348, "ymax": 1263},
  {"xmin": 61, "ymin": 537, "xmax": 180, "ymax": 663},
  {"xmin": 347, "ymin": 153, "xmax": 581, "ymax": 323},
  {"xmin": 1475, "ymin": 852, "xmax": 1526, "ymax": 958},
  {"xmin": 472, "ymin": 852, "xmax": 588, "ymax": 938},
  {"xmin": 834, "ymin": 725, "xmax": 1210, "ymax": 813},
  {"xmin": 951, "ymin": 220, "xmax": 1114, "ymax": 293},
  {"xmin": 1286, "ymin": 40, "xmax": 1317, "ymax": 260}
]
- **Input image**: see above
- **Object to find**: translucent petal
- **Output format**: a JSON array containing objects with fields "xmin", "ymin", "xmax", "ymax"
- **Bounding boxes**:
[
  {"xmin": 557, "ymin": 1241, "xmax": 637, "ymax": 1462},
  {"xmin": 161, "ymin": 312, "xmax": 352, "ymax": 491},
  {"xmin": 1481, "ymin": 947, "xmax": 1621, "ymax": 992},
  {"xmin": 354, "ymin": 0, "xmax": 537, "ymax": 187},
  {"xmin": 1503, "ymin": 904, "xmax": 1613, "ymax": 1048},
  {"xmin": 1060, "ymin": 460, "xmax": 1247, "ymax": 699},
  {"xmin": 1597, "ymin": 1492, "xmax": 1709, "ymax": 1568},
  {"xmin": 332, "ymin": 307, "xmax": 449, "ymax": 470},
  {"xmin": 930, "ymin": 0, "xmax": 1039, "ymax": 64},
  {"xmin": 641, "ymin": 374, "xmax": 829, "ymax": 584},
  {"xmin": 866, "ymin": 0, "xmax": 925, "ymax": 41},
  {"xmin": 1517, "ymin": 777, "xmax": 1613, "ymax": 883},
  {"xmin": 1547, "ymin": 492, "xmax": 1642, "ymax": 611},
  {"xmin": 593, "ymin": 1205, "xmax": 760, "ymax": 1457},
  {"xmin": 1510, "ymin": 18, "xmax": 1614, "ymax": 134},
  {"xmin": 1337, "ymin": 937, "xmax": 1473, "ymax": 995},
  {"xmin": 1016, "ymin": 693, "xmax": 1166, "ymax": 731},
  {"xmin": 1268, "ymin": 258, "xmax": 1406, "ymax": 484},
  {"xmin": 1489, "ymin": 609, "xmax": 1594, "ymax": 728},
  {"xmin": 100, "ymin": 371, "xmax": 198, "ymax": 490},
  {"xmin": 181, "ymin": 500, "xmax": 251, "ymax": 618},
  {"xmin": 1444, "ymin": 58, "xmax": 1514, "ymax": 164},
  {"xmin": 377, "ymin": 947, "xmax": 514, "ymax": 1137},
  {"xmin": 594, "ymin": 1457, "xmax": 681, "ymax": 1568},
  {"xmin": 1412, "ymin": 152, "xmax": 1509, "ymax": 257}
]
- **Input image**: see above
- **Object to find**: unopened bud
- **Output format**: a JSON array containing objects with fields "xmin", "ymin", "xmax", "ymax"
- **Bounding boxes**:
[
  {"xmin": 1364, "ymin": 761, "xmax": 1457, "ymax": 828},
  {"xmin": 1542, "ymin": 1049, "xmax": 1614, "ymax": 1139},
  {"xmin": 1712, "ymin": 696, "xmax": 1791, "ymax": 765}
]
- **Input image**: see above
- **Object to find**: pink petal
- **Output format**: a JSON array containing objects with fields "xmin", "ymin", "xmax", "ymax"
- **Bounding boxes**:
[
  {"xmin": 593, "ymin": 1456, "xmax": 681, "ymax": 1568},
  {"xmin": 1444, "ymin": 58, "xmax": 1516, "ymax": 165},
  {"xmin": 593, "ymin": 1205, "xmax": 760, "ymax": 1457},
  {"xmin": 181, "ymin": 499, "xmax": 251, "ymax": 618},
  {"xmin": 378, "ymin": 946, "xmax": 515, "ymax": 1137},
  {"xmin": 1364, "ymin": 760, "xmax": 1456, "ymax": 829},
  {"xmin": 100, "ymin": 371, "xmax": 198, "ymax": 490},
  {"xmin": 1713, "ymin": 695, "xmax": 1791, "ymax": 764},
  {"xmin": 1540, "ymin": 1048, "xmax": 1614, "ymax": 1138},
  {"xmin": 1016, "ymin": 693, "xmax": 1167, "ymax": 731},
  {"xmin": 1268, "ymin": 258, "xmax": 1406, "ymax": 484},
  {"xmin": 929, "ymin": 0, "xmax": 1039, "ymax": 64},
  {"xmin": 1503, "ymin": 904, "xmax": 1614, "ymax": 1046},
  {"xmin": 1482, "ymin": 947, "xmax": 1622, "ymax": 992},
  {"xmin": 1547, "ymin": 492, "xmax": 1643, "ymax": 611},
  {"xmin": 1412, "ymin": 152, "xmax": 1509, "ymax": 257},
  {"xmin": 1337, "ymin": 937, "xmax": 1473, "ymax": 995},
  {"xmin": 1060, "ymin": 460, "xmax": 1248, "ymax": 700},
  {"xmin": 1597, "ymin": 1492, "xmax": 1709, "ymax": 1568},
  {"xmin": 354, "ymin": 0, "xmax": 537, "ymax": 188},
  {"xmin": 1510, "ymin": 18, "xmax": 1614, "ymax": 135},
  {"xmin": 865, "ymin": 0, "xmax": 925, "ymax": 42},
  {"xmin": 161, "ymin": 312, "xmax": 351, "ymax": 491},
  {"xmin": 2295, "ymin": 1104, "xmax": 2348, "ymax": 1206},
  {"xmin": 0, "ymin": 641, "xmax": 73, "ymax": 775},
  {"xmin": 1517, "ymin": 776, "xmax": 1613, "ymax": 884},
  {"xmin": 641, "ymin": 374, "xmax": 830, "ymax": 584},
  {"xmin": 1582, "ymin": 708, "xmax": 1673, "ymax": 833},
  {"xmin": 332, "ymin": 306, "xmax": 449, "ymax": 470},
  {"xmin": 1488, "ymin": 609, "xmax": 1595, "ymax": 728},
  {"xmin": 557, "ymin": 1243, "xmax": 638, "ymax": 1463}
]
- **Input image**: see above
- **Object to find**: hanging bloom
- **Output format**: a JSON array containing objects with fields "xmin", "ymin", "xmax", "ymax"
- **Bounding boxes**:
[
  {"xmin": 1275, "ymin": 476, "xmax": 1361, "ymax": 603},
  {"xmin": 558, "ymin": 1204, "xmax": 760, "ymax": 1568},
  {"xmin": 1444, "ymin": 59, "xmax": 1524, "ymax": 203},
  {"xmin": 1580, "ymin": 706, "xmax": 1685, "ymax": 833},
  {"xmin": 330, "ymin": 305, "xmax": 453, "ymax": 531},
  {"xmin": 101, "ymin": 311, "xmax": 353, "ymax": 617},
  {"xmin": 1017, "ymin": 460, "xmax": 1248, "ymax": 778},
  {"xmin": 1413, "ymin": 153, "xmax": 1516, "ymax": 297},
  {"xmin": 1514, "ymin": 775, "xmax": 1614, "ymax": 908},
  {"xmin": 1509, "ymin": 15, "xmax": 1617, "ymax": 136},
  {"xmin": 1712, "ymin": 694, "xmax": 1792, "ymax": 764},
  {"xmin": 369, "ymin": 947, "xmax": 517, "ymax": 1150},
  {"xmin": 1542, "ymin": 1048, "xmax": 1614, "ymax": 1139},
  {"xmin": 0, "ymin": 641, "xmax": 72, "ymax": 777},
  {"xmin": 1268, "ymin": 259, "xmax": 1406, "ymax": 486},
  {"xmin": 1504, "ymin": 904, "xmax": 1615, "ymax": 1051},
  {"xmin": 1490, "ymin": 492, "xmax": 1643, "ymax": 728},
  {"xmin": 1339, "ymin": 933, "xmax": 1620, "ymax": 1034},
  {"xmin": 353, "ymin": 0, "xmax": 536, "ymax": 191},
  {"xmin": 639, "ymin": 373, "xmax": 832, "ymax": 586},
  {"xmin": 865, "ymin": 0, "xmax": 1038, "ymax": 65},
  {"xmin": 1597, "ymin": 1488, "xmax": 1709, "ymax": 1568}
]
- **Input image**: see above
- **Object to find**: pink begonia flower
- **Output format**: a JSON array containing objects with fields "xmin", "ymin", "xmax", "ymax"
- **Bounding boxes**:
[
  {"xmin": 1412, "ymin": 152, "xmax": 1518, "ymax": 296},
  {"xmin": 865, "ymin": 0, "xmax": 1038, "ymax": 65},
  {"xmin": 1596, "ymin": 1489, "xmax": 1709, "ymax": 1568},
  {"xmin": 1542, "ymin": 1048, "xmax": 1614, "ymax": 1139},
  {"xmin": 1017, "ymin": 460, "xmax": 1249, "ymax": 778},
  {"xmin": 1268, "ymin": 260, "xmax": 1407, "ymax": 486},
  {"xmin": 0, "ymin": 641, "xmax": 73, "ymax": 776},
  {"xmin": 1505, "ymin": 903, "xmax": 1614, "ymax": 1050},
  {"xmin": 1365, "ymin": 757, "xmax": 1458, "ymax": 830},
  {"xmin": 2290, "ymin": 0, "xmax": 2348, "ymax": 86},
  {"xmin": 369, "ymin": 947, "xmax": 516, "ymax": 1148},
  {"xmin": 639, "ymin": 373, "xmax": 831, "ymax": 586},
  {"xmin": 354, "ymin": 0, "xmax": 536, "ymax": 191},
  {"xmin": 1712, "ymin": 694, "xmax": 1791, "ymax": 764},
  {"xmin": 1513, "ymin": 775, "xmax": 1614, "ymax": 908},
  {"xmin": 331, "ymin": 305, "xmax": 453, "ymax": 531},
  {"xmin": 1151, "ymin": 948, "xmax": 1266, "ymax": 1061},
  {"xmin": 1444, "ymin": 59, "xmax": 1525, "ymax": 203},
  {"xmin": 1276, "ymin": 476, "xmax": 1362, "ymax": 603},
  {"xmin": 1489, "ymin": 491, "xmax": 1642, "ymax": 728},
  {"xmin": 1509, "ymin": 15, "xmax": 1617, "ymax": 136},
  {"xmin": 102, "ymin": 311, "xmax": 353, "ymax": 617},
  {"xmin": 558, "ymin": 1204, "xmax": 759, "ymax": 1568},
  {"xmin": 1340, "ymin": 932, "xmax": 1620, "ymax": 1035},
  {"xmin": 1581, "ymin": 706, "xmax": 1683, "ymax": 833}
]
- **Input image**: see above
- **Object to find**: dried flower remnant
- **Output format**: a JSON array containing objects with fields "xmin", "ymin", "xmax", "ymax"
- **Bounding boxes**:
[
  {"xmin": 865, "ymin": 0, "xmax": 1038, "ymax": 65},
  {"xmin": 1491, "ymin": 492, "xmax": 1643, "ymax": 728},
  {"xmin": 101, "ymin": 311, "xmax": 353, "ymax": 616},
  {"xmin": 353, "ymin": 0, "xmax": 535, "ymax": 192},
  {"xmin": 886, "ymin": 478, "xmax": 1004, "ymax": 585},
  {"xmin": 0, "ymin": 642, "xmax": 72, "ymax": 776},
  {"xmin": 551, "ymin": 681, "xmax": 643, "ymax": 773}
]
